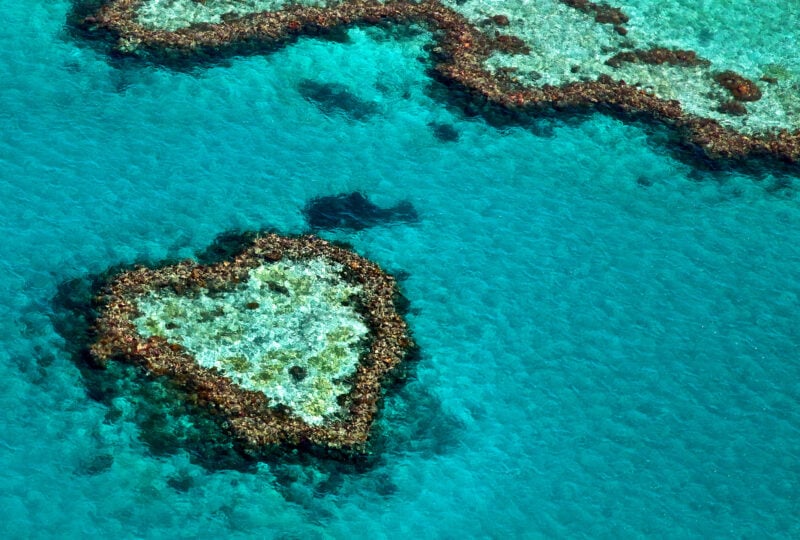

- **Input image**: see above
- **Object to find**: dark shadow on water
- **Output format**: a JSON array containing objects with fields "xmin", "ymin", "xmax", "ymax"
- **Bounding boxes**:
[
  {"xmin": 428, "ymin": 121, "xmax": 460, "ymax": 142},
  {"xmin": 303, "ymin": 192, "xmax": 419, "ymax": 231},
  {"xmin": 371, "ymin": 377, "xmax": 465, "ymax": 461},
  {"xmin": 193, "ymin": 229, "xmax": 262, "ymax": 265},
  {"xmin": 76, "ymin": 452, "xmax": 115, "ymax": 476},
  {"xmin": 265, "ymin": 348, "xmax": 466, "ymax": 511},
  {"xmin": 298, "ymin": 79, "xmax": 379, "ymax": 122}
]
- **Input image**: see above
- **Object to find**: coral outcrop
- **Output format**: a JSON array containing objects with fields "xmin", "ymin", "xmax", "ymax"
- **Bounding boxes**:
[
  {"xmin": 90, "ymin": 233, "xmax": 412, "ymax": 455},
  {"xmin": 605, "ymin": 48, "xmax": 711, "ymax": 69},
  {"xmin": 714, "ymin": 71, "xmax": 763, "ymax": 102}
]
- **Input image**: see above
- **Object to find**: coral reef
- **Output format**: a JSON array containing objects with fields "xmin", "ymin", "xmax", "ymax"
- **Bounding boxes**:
[
  {"xmin": 714, "ymin": 71, "xmax": 763, "ymax": 102},
  {"xmin": 90, "ymin": 233, "xmax": 413, "ymax": 455},
  {"xmin": 80, "ymin": 0, "xmax": 800, "ymax": 163},
  {"xmin": 605, "ymin": 48, "xmax": 710, "ymax": 69}
]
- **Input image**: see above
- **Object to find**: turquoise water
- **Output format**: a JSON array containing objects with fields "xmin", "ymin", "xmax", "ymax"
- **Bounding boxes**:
[{"xmin": 2, "ymin": 0, "xmax": 800, "ymax": 537}]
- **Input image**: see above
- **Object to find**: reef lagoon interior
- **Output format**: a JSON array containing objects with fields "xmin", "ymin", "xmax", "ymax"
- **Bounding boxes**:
[
  {"xmin": 2, "ymin": 0, "xmax": 800, "ymax": 537},
  {"xmin": 132, "ymin": 257, "xmax": 369, "ymax": 425}
]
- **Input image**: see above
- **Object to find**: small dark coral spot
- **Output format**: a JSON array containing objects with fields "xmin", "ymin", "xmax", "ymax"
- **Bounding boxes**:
[
  {"xmin": 393, "ymin": 270, "xmax": 411, "ymax": 282},
  {"xmin": 167, "ymin": 473, "xmax": 195, "ymax": 492},
  {"xmin": 267, "ymin": 282, "xmax": 290, "ymax": 295},
  {"xmin": 77, "ymin": 453, "xmax": 114, "ymax": 475},
  {"xmin": 289, "ymin": 365, "xmax": 308, "ymax": 382},
  {"xmin": 429, "ymin": 122, "xmax": 460, "ymax": 142},
  {"xmin": 718, "ymin": 100, "xmax": 747, "ymax": 116},
  {"xmin": 494, "ymin": 34, "xmax": 530, "ymax": 55},
  {"xmin": 491, "ymin": 14, "xmax": 510, "ymax": 26}
]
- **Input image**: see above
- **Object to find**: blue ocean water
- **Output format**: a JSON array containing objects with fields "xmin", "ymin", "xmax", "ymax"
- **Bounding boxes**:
[{"xmin": 1, "ymin": 1, "xmax": 799, "ymax": 538}]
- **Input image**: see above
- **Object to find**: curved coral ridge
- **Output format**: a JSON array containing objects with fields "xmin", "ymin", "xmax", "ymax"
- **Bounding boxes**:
[
  {"xmin": 466, "ymin": 0, "xmax": 799, "ymax": 135},
  {"xmin": 91, "ymin": 234, "xmax": 411, "ymax": 453},
  {"xmin": 83, "ymin": 0, "xmax": 800, "ymax": 162},
  {"xmin": 132, "ymin": 258, "xmax": 368, "ymax": 425}
]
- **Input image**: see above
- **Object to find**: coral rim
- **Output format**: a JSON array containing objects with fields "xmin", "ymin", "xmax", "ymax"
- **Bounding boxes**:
[{"xmin": 90, "ymin": 233, "xmax": 413, "ymax": 455}]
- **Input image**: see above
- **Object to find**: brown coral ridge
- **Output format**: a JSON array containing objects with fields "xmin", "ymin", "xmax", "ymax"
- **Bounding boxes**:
[
  {"xmin": 83, "ymin": 0, "xmax": 800, "ymax": 162},
  {"xmin": 90, "ymin": 233, "xmax": 413, "ymax": 456},
  {"xmin": 494, "ymin": 34, "xmax": 531, "ymax": 55},
  {"xmin": 557, "ymin": 0, "xmax": 628, "ymax": 26},
  {"xmin": 605, "ymin": 48, "xmax": 711, "ymax": 69},
  {"xmin": 714, "ymin": 70, "xmax": 763, "ymax": 102}
]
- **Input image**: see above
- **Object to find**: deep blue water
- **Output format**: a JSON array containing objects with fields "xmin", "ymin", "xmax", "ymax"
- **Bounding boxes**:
[{"xmin": 1, "ymin": 1, "xmax": 799, "ymax": 538}]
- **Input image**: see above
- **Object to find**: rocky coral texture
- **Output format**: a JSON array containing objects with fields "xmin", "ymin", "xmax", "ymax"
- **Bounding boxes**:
[
  {"xmin": 714, "ymin": 71, "xmax": 763, "ymax": 102},
  {"xmin": 91, "ymin": 233, "xmax": 412, "ymax": 455},
  {"xmin": 81, "ymin": 0, "xmax": 800, "ymax": 162}
]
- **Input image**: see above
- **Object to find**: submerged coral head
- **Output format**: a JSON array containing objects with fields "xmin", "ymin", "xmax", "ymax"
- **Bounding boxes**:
[{"xmin": 303, "ymin": 191, "xmax": 419, "ymax": 231}]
